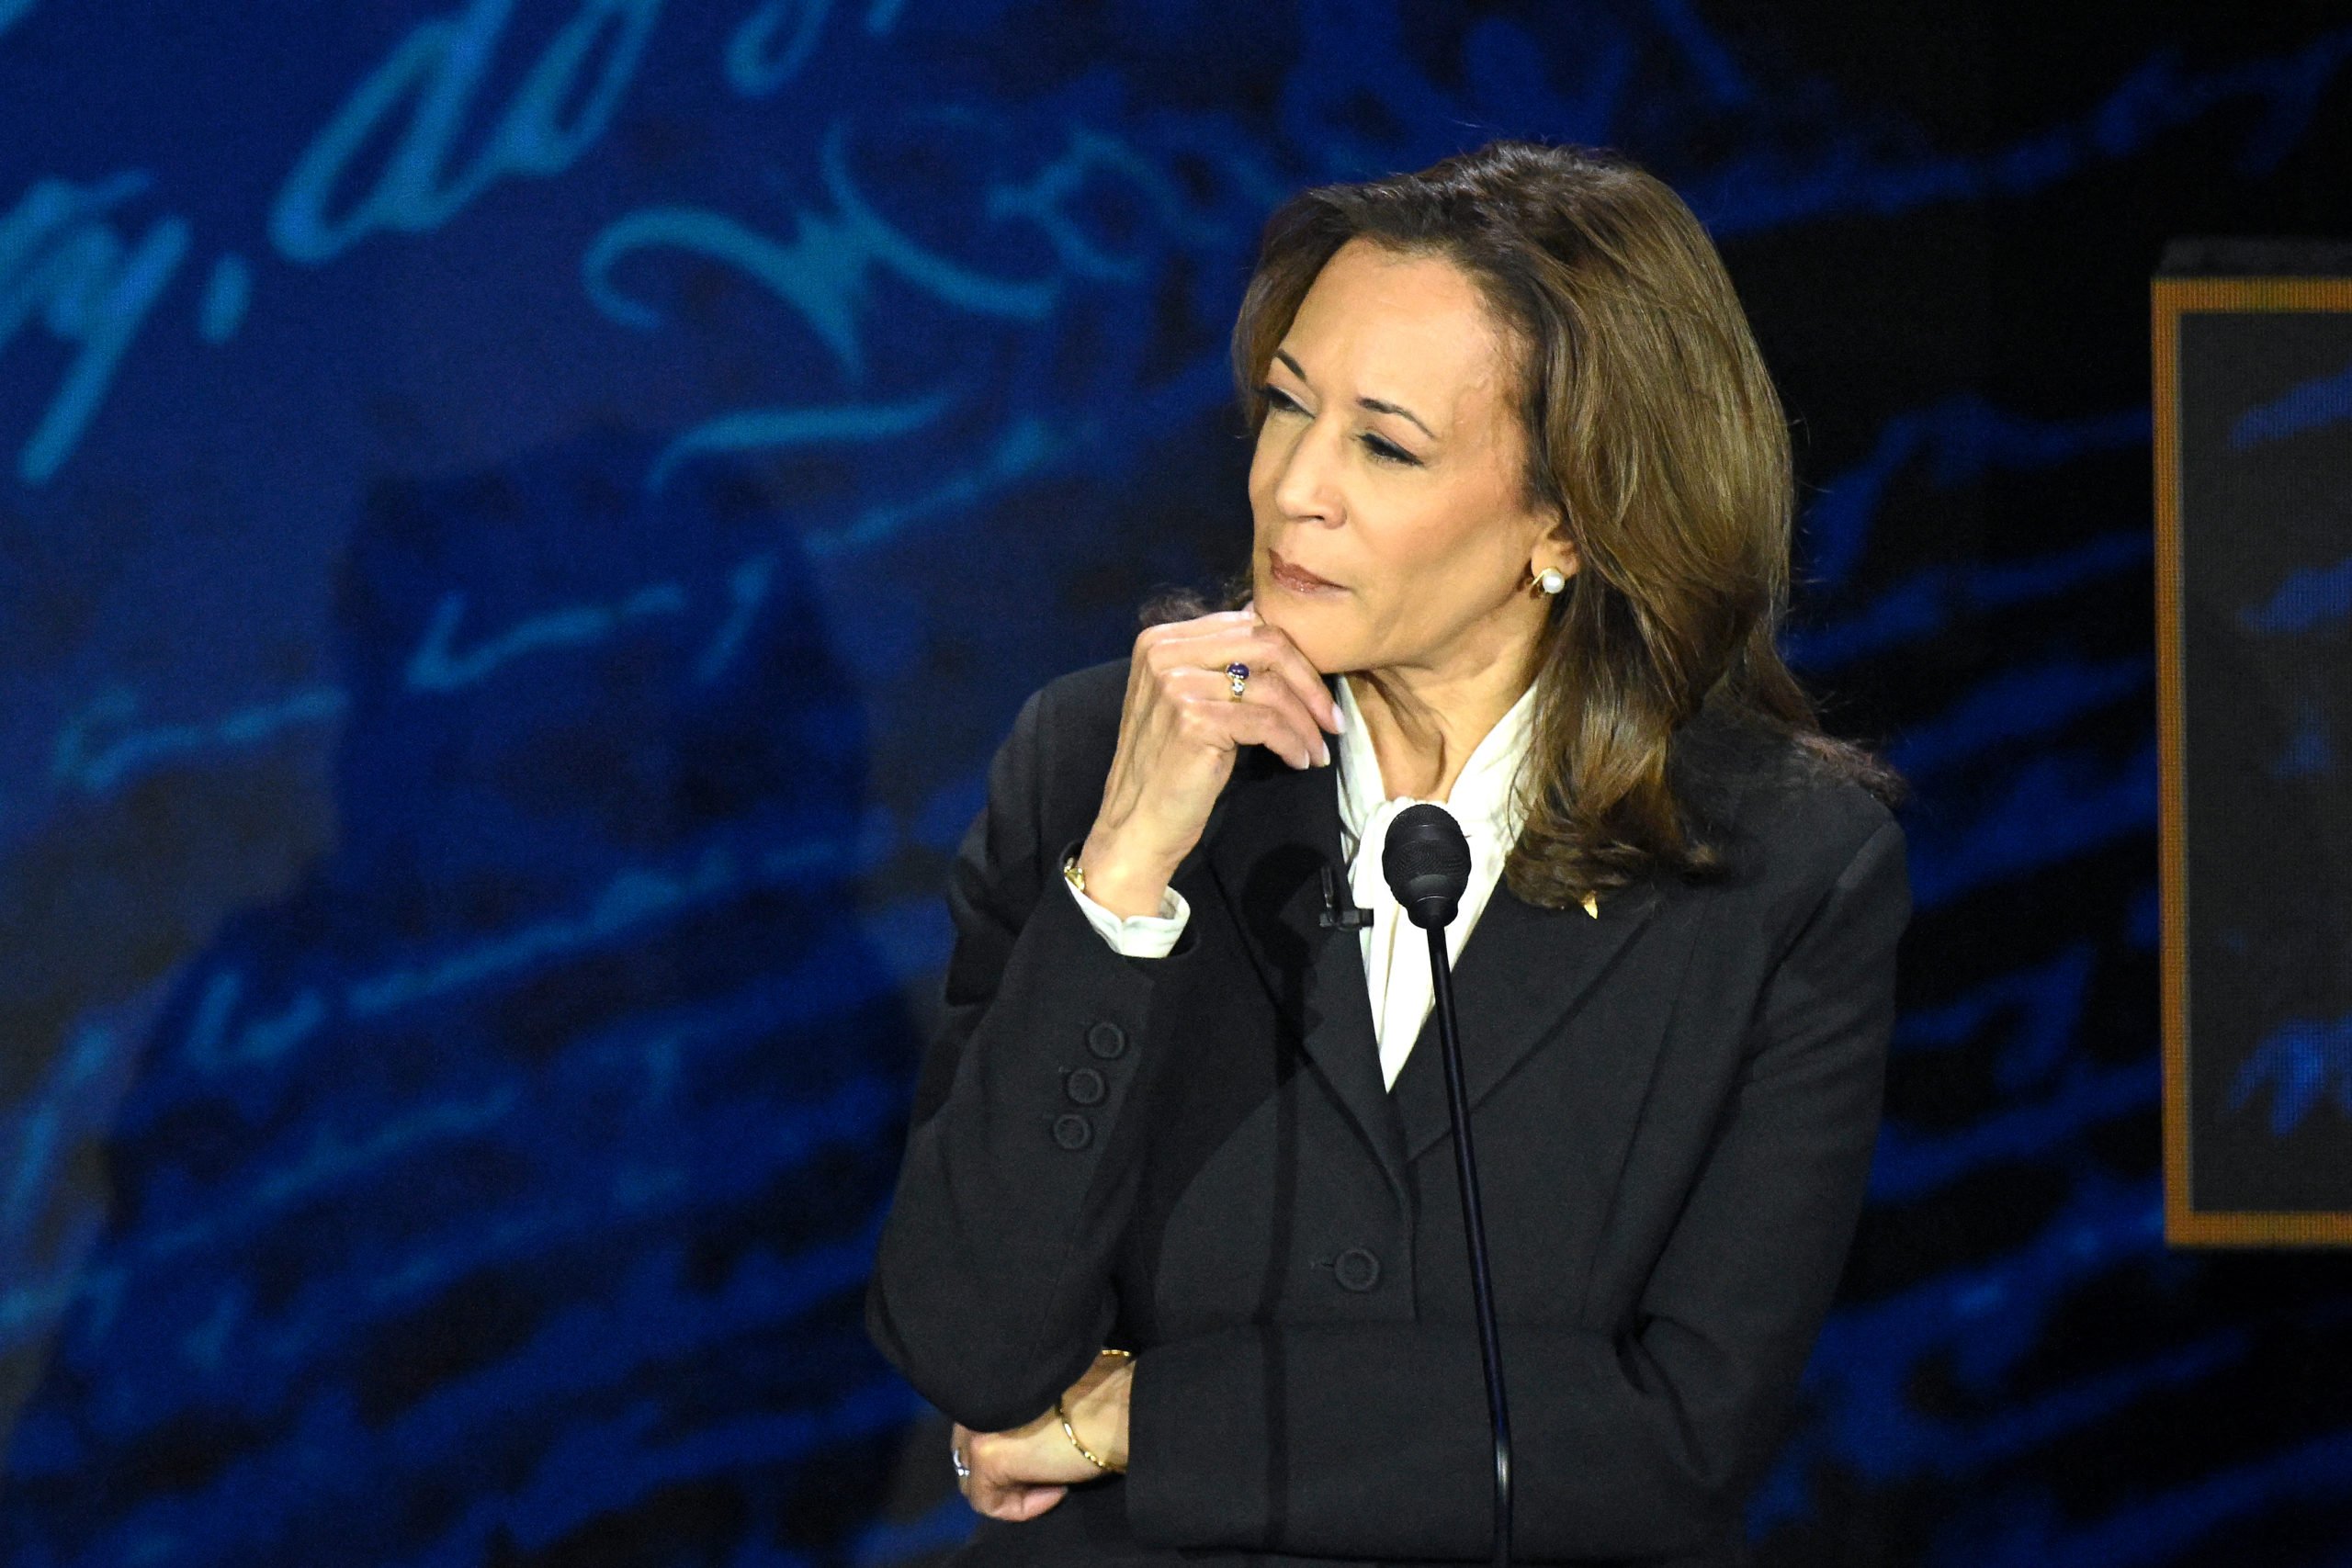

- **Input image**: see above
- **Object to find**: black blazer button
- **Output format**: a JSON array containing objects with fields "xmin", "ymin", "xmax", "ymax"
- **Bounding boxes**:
[
  {"xmin": 1064, "ymin": 1066, "xmax": 1107, "ymax": 1106},
  {"xmin": 1085, "ymin": 1021, "xmax": 1128, "ymax": 1059},
  {"xmin": 1052, "ymin": 1112, "xmax": 1094, "ymax": 1150},
  {"xmin": 1333, "ymin": 1247, "xmax": 1381, "ymax": 1292}
]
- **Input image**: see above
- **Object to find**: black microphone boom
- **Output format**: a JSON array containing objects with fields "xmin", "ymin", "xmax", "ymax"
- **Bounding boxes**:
[{"xmin": 1381, "ymin": 803, "xmax": 1513, "ymax": 1568}]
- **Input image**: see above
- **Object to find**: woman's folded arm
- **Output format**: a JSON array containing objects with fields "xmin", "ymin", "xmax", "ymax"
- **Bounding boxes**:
[{"xmin": 865, "ymin": 681, "xmax": 1199, "ymax": 1433}]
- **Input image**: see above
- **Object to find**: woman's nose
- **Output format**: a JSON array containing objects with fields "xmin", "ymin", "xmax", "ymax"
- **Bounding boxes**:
[{"xmin": 1271, "ymin": 413, "xmax": 1346, "ymax": 524}]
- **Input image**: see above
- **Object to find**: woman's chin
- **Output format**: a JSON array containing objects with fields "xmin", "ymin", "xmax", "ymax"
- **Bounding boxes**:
[{"xmin": 1254, "ymin": 605, "xmax": 1345, "ymax": 674}]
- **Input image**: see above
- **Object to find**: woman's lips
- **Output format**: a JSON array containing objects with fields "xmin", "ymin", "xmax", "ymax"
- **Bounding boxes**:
[{"xmin": 1269, "ymin": 549, "xmax": 1344, "ymax": 595}]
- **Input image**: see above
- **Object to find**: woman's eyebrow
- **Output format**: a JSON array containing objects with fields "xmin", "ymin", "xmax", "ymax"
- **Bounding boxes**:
[
  {"xmin": 1272, "ymin": 349, "xmax": 1438, "ymax": 443},
  {"xmin": 1358, "ymin": 395, "xmax": 1437, "ymax": 443}
]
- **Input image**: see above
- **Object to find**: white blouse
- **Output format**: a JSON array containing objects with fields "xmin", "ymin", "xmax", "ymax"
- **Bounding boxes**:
[{"xmin": 1064, "ymin": 672, "xmax": 1555, "ymax": 1090}]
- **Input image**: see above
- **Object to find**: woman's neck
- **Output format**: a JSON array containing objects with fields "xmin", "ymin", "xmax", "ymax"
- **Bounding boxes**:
[{"xmin": 1346, "ymin": 655, "xmax": 1534, "ymax": 802}]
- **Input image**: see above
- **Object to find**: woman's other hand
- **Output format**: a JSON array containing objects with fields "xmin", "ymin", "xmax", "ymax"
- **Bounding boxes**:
[
  {"xmin": 951, "ymin": 1351, "xmax": 1136, "ymax": 1521},
  {"xmin": 1080, "ymin": 604, "xmax": 1344, "ymax": 917}
]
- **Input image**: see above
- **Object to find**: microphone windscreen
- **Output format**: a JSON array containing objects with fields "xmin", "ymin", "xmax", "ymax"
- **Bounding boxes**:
[{"xmin": 1382, "ymin": 802, "xmax": 1472, "ymax": 927}]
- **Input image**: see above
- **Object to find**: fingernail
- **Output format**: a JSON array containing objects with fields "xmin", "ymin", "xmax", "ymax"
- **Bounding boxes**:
[
  {"xmin": 1329, "ymin": 704, "xmax": 1346, "ymax": 734},
  {"xmin": 1317, "ymin": 739, "xmax": 1331, "ymax": 766}
]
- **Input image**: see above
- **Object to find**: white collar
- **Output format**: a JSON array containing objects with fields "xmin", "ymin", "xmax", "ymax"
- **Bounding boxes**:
[{"xmin": 1333, "ymin": 671, "xmax": 1540, "ymax": 865}]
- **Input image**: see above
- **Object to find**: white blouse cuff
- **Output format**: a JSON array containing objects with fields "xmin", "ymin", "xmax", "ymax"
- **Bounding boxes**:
[{"xmin": 1065, "ymin": 874, "xmax": 1190, "ymax": 958}]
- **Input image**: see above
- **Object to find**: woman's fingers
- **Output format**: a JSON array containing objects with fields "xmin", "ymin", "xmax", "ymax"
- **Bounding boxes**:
[
  {"xmin": 982, "ymin": 1482, "xmax": 1068, "ymax": 1520},
  {"xmin": 1163, "ymin": 665, "xmax": 1327, "ymax": 770},
  {"xmin": 1142, "ymin": 632, "xmax": 1334, "ymax": 769},
  {"xmin": 964, "ymin": 1459, "xmax": 1057, "ymax": 1519},
  {"xmin": 951, "ymin": 1420, "xmax": 974, "ymax": 1504},
  {"xmin": 1241, "ymin": 616, "xmax": 1346, "ymax": 738},
  {"xmin": 956, "ymin": 1424, "xmax": 1074, "ymax": 1521},
  {"xmin": 1150, "ymin": 612, "xmax": 1342, "ymax": 738}
]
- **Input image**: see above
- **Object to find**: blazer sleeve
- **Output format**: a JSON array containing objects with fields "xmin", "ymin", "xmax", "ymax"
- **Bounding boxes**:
[
  {"xmin": 865, "ymin": 675, "xmax": 1204, "ymax": 1433},
  {"xmin": 1124, "ymin": 810, "xmax": 1912, "ymax": 1561}
]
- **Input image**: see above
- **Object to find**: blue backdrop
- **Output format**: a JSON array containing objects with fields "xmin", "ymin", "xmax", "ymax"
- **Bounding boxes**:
[{"xmin": 4, "ymin": 2, "xmax": 2350, "ymax": 1563}]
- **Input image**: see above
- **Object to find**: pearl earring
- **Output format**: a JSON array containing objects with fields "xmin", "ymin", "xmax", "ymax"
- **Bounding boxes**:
[{"xmin": 1535, "ymin": 567, "xmax": 1566, "ymax": 595}]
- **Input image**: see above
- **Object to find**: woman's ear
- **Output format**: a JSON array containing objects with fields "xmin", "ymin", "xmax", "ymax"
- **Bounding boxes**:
[{"xmin": 1539, "ymin": 513, "xmax": 1579, "ymax": 581}]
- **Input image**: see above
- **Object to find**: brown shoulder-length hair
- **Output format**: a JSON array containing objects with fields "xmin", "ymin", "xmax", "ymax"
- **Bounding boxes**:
[{"xmin": 1148, "ymin": 137, "xmax": 1906, "ymax": 910}]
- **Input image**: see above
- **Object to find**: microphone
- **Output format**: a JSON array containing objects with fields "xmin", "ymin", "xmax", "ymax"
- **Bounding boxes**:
[
  {"xmin": 1382, "ymin": 804, "xmax": 1473, "ymax": 927},
  {"xmin": 1382, "ymin": 803, "xmax": 1513, "ymax": 1568}
]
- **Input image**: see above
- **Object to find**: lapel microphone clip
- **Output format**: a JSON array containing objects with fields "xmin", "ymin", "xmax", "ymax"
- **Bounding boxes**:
[{"xmin": 1318, "ymin": 863, "xmax": 1376, "ymax": 930}]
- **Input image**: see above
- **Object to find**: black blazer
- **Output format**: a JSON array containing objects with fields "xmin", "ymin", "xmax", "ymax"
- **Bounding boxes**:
[{"xmin": 866, "ymin": 657, "xmax": 1911, "ymax": 1566}]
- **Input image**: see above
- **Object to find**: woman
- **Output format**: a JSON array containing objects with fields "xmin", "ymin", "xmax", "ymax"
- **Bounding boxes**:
[{"xmin": 865, "ymin": 139, "xmax": 1911, "ymax": 1565}]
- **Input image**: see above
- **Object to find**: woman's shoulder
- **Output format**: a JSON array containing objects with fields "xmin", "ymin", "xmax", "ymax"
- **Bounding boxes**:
[
  {"xmin": 1033, "ymin": 655, "xmax": 1130, "ymax": 722},
  {"xmin": 980, "ymin": 658, "xmax": 1131, "ymax": 828},
  {"xmin": 1672, "ymin": 699, "xmax": 1905, "ymax": 886},
  {"xmin": 1012, "ymin": 656, "xmax": 1128, "ymax": 764}
]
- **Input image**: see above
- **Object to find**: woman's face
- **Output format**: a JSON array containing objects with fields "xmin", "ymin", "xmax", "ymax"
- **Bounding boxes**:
[{"xmin": 1248, "ymin": 237, "xmax": 1574, "ymax": 682}]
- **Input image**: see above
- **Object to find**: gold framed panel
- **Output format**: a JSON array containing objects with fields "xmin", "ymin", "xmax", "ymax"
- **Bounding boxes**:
[{"xmin": 2154, "ymin": 275, "xmax": 2352, "ymax": 1247}]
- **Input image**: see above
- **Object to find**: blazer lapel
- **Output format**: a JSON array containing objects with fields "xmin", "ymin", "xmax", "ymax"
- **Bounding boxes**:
[
  {"xmin": 1382, "ymin": 694, "xmax": 1767, "ymax": 1164},
  {"xmin": 1387, "ymin": 872, "xmax": 1665, "ymax": 1165},
  {"xmin": 1199, "ymin": 744, "xmax": 1410, "ymax": 1201},
  {"xmin": 1193, "ymin": 689, "xmax": 1763, "ymax": 1188}
]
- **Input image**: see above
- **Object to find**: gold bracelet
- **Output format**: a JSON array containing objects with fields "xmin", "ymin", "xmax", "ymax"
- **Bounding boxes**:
[
  {"xmin": 1056, "ymin": 1348, "xmax": 1134, "ymax": 1474},
  {"xmin": 1056, "ymin": 1394, "xmax": 1117, "ymax": 1472}
]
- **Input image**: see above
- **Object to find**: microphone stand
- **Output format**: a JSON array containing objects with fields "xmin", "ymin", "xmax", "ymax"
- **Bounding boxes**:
[
  {"xmin": 1382, "ymin": 804, "xmax": 1512, "ymax": 1568},
  {"xmin": 1427, "ymin": 919, "xmax": 1514, "ymax": 1568}
]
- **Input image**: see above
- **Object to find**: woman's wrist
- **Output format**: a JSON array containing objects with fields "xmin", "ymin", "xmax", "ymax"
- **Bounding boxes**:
[
  {"xmin": 1077, "ymin": 830, "xmax": 1182, "ymax": 920},
  {"xmin": 1059, "ymin": 1348, "xmax": 1134, "ymax": 1473}
]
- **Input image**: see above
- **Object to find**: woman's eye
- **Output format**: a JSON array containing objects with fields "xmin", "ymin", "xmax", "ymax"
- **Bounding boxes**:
[{"xmin": 1258, "ymin": 384, "xmax": 1419, "ymax": 467}]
